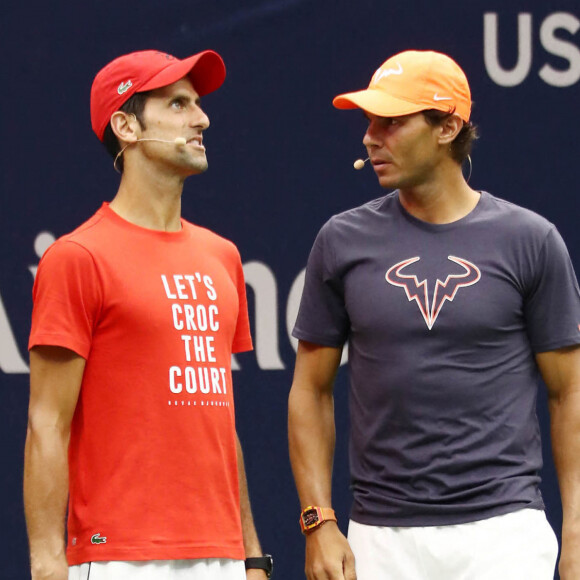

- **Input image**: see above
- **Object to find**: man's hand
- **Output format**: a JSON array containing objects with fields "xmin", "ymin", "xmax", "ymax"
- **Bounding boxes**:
[
  {"xmin": 304, "ymin": 522, "xmax": 356, "ymax": 580},
  {"xmin": 30, "ymin": 554, "xmax": 68, "ymax": 580}
]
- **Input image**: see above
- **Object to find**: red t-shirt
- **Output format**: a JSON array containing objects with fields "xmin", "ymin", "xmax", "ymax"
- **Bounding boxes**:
[{"xmin": 29, "ymin": 203, "xmax": 253, "ymax": 564}]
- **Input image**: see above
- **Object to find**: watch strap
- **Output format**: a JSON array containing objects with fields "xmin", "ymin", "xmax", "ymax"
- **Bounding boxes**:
[{"xmin": 245, "ymin": 554, "xmax": 273, "ymax": 577}]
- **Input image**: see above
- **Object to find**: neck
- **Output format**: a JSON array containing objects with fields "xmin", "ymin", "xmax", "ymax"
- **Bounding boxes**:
[
  {"xmin": 110, "ymin": 163, "xmax": 186, "ymax": 232},
  {"xmin": 397, "ymin": 160, "xmax": 479, "ymax": 224}
]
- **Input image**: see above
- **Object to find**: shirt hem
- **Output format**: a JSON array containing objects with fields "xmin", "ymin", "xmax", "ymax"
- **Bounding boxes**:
[
  {"xmin": 67, "ymin": 545, "xmax": 246, "ymax": 566},
  {"xmin": 28, "ymin": 334, "xmax": 89, "ymax": 358},
  {"xmin": 532, "ymin": 335, "xmax": 580, "ymax": 353},
  {"xmin": 292, "ymin": 328, "xmax": 345, "ymax": 348},
  {"xmin": 350, "ymin": 499, "xmax": 545, "ymax": 527}
]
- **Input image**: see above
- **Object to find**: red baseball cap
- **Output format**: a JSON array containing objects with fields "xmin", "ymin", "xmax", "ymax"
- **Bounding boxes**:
[
  {"xmin": 90, "ymin": 49, "xmax": 226, "ymax": 141},
  {"xmin": 333, "ymin": 50, "xmax": 471, "ymax": 122}
]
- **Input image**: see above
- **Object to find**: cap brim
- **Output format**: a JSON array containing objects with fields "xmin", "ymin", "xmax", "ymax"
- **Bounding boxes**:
[
  {"xmin": 333, "ymin": 89, "xmax": 429, "ymax": 117},
  {"xmin": 140, "ymin": 50, "xmax": 226, "ymax": 96}
]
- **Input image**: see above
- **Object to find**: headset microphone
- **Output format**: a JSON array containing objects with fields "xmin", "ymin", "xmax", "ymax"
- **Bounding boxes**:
[
  {"xmin": 135, "ymin": 137, "xmax": 188, "ymax": 146},
  {"xmin": 114, "ymin": 137, "xmax": 189, "ymax": 172},
  {"xmin": 353, "ymin": 157, "xmax": 369, "ymax": 170}
]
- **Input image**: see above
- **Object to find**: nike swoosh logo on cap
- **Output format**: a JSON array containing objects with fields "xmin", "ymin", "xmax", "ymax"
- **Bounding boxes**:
[
  {"xmin": 118, "ymin": 80, "xmax": 133, "ymax": 95},
  {"xmin": 433, "ymin": 93, "xmax": 452, "ymax": 101}
]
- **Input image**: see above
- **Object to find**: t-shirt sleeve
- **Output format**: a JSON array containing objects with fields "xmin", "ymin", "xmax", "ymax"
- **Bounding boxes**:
[
  {"xmin": 292, "ymin": 222, "xmax": 350, "ymax": 347},
  {"xmin": 29, "ymin": 240, "xmax": 103, "ymax": 358},
  {"xmin": 525, "ymin": 226, "xmax": 580, "ymax": 352},
  {"xmin": 231, "ymin": 249, "xmax": 253, "ymax": 354}
]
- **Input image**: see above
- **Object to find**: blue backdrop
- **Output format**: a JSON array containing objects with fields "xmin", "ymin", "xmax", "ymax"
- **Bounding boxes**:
[{"xmin": 2, "ymin": 1, "xmax": 579, "ymax": 578}]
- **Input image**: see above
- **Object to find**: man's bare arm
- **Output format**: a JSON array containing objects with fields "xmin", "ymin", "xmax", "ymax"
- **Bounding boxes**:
[
  {"xmin": 536, "ymin": 346, "xmax": 580, "ymax": 580},
  {"xmin": 236, "ymin": 434, "xmax": 269, "ymax": 579},
  {"xmin": 24, "ymin": 345, "xmax": 85, "ymax": 580},
  {"xmin": 288, "ymin": 340, "xmax": 355, "ymax": 580}
]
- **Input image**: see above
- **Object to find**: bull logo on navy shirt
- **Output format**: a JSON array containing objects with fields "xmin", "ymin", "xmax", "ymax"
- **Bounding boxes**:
[{"xmin": 386, "ymin": 256, "xmax": 481, "ymax": 330}]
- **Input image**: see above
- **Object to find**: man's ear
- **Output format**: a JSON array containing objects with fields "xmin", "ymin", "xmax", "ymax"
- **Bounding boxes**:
[
  {"xmin": 437, "ymin": 114, "xmax": 464, "ymax": 145},
  {"xmin": 110, "ymin": 112, "xmax": 140, "ymax": 144}
]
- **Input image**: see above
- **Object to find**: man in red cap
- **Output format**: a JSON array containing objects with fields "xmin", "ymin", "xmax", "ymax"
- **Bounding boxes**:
[
  {"xmin": 24, "ymin": 50, "xmax": 273, "ymax": 580},
  {"xmin": 289, "ymin": 50, "xmax": 580, "ymax": 579}
]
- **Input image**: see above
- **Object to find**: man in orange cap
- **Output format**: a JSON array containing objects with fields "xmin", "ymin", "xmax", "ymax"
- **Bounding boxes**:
[
  {"xmin": 24, "ymin": 50, "xmax": 272, "ymax": 580},
  {"xmin": 289, "ymin": 50, "xmax": 580, "ymax": 579}
]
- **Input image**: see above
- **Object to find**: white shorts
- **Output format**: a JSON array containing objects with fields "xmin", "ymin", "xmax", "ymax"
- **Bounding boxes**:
[
  {"xmin": 347, "ymin": 508, "xmax": 558, "ymax": 580},
  {"xmin": 68, "ymin": 558, "xmax": 245, "ymax": 580}
]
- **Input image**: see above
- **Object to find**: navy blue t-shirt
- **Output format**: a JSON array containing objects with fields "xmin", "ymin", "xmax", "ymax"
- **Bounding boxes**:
[{"xmin": 293, "ymin": 191, "xmax": 580, "ymax": 526}]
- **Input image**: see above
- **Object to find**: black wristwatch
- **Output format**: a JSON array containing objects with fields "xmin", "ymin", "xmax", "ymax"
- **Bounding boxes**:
[{"xmin": 245, "ymin": 554, "xmax": 274, "ymax": 578}]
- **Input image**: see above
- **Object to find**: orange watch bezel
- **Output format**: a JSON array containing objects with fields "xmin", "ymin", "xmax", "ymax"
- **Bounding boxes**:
[{"xmin": 299, "ymin": 505, "xmax": 337, "ymax": 534}]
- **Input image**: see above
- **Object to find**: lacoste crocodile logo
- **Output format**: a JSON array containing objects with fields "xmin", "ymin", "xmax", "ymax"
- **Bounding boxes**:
[
  {"xmin": 91, "ymin": 533, "xmax": 107, "ymax": 544},
  {"xmin": 117, "ymin": 80, "xmax": 133, "ymax": 95},
  {"xmin": 386, "ymin": 256, "xmax": 481, "ymax": 330}
]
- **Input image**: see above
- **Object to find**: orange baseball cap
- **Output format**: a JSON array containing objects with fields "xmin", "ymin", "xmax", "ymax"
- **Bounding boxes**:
[
  {"xmin": 90, "ymin": 49, "xmax": 226, "ymax": 141},
  {"xmin": 333, "ymin": 50, "xmax": 471, "ymax": 122}
]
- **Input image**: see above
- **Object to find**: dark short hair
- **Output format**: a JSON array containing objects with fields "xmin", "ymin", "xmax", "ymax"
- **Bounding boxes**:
[
  {"xmin": 422, "ymin": 109, "xmax": 479, "ymax": 164},
  {"xmin": 102, "ymin": 91, "xmax": 151, "ymax": 172}
]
